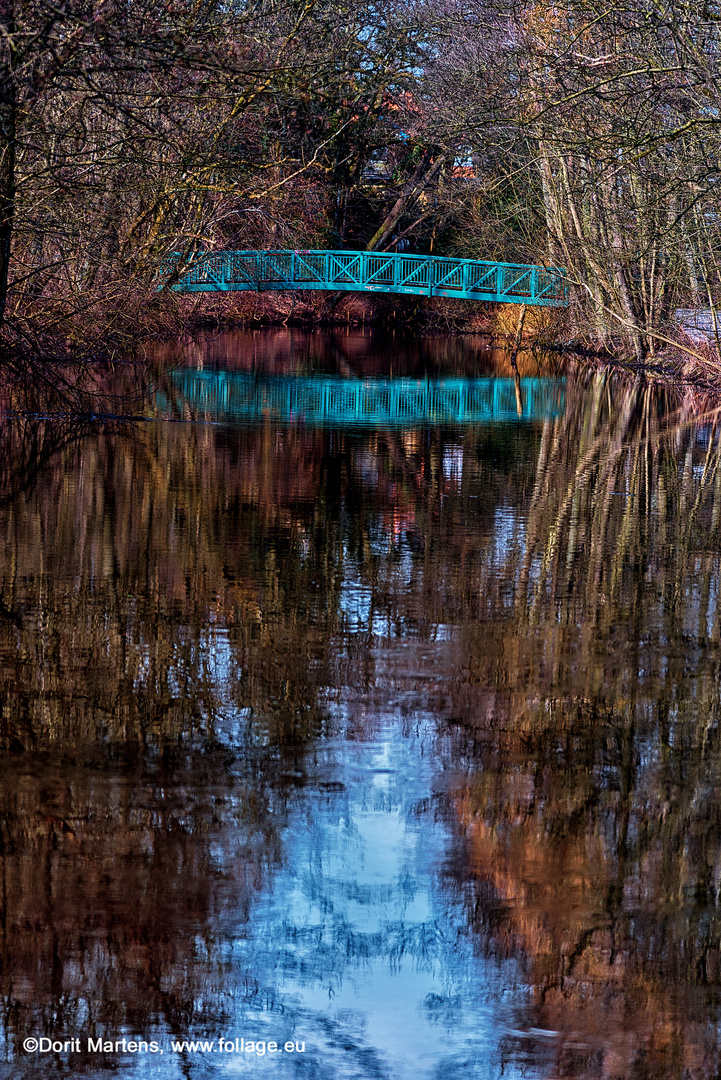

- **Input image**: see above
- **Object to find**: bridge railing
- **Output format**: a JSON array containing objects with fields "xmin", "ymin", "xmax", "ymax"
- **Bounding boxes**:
[{"xmin": 160, "ymin": 250, "xmax": 568, "ymax": 306}]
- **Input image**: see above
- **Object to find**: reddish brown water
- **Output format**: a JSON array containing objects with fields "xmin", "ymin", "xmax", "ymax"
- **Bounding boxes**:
[{"xmin": 1, "ymin": 331, "xmax": 720, "ymax": 1079}]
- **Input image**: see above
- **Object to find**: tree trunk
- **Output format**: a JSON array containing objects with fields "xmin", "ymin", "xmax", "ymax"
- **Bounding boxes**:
[
  {"xmin": 365, "ymin": 152, "xmax": 445, "ymax": 252},
  {"xmin": 0, "ymin": 0, "xmax": 16, "ymax": 327}
]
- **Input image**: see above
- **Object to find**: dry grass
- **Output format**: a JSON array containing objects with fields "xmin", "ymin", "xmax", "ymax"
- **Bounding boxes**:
[{"xmin": 493, "ymin": 302, "xmax": 570, "ymax": 342}]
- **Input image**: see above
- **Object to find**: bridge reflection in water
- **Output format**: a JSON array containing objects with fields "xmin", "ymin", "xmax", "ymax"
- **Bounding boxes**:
[{"xmin": 166, "ymin": 372, "xmax": 566, "ymax": 425}]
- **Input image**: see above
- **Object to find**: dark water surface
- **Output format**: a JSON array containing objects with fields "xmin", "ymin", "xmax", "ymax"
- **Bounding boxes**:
[{"xmin": 2, "ymin": 330, "xmax": 721, "ymax": 1079}]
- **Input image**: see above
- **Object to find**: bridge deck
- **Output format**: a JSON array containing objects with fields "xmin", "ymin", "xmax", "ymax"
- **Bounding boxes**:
[
  {"xmin": 165, "ymin": 372, "xmax": 567, "ymax": 426},
  {"xmin": 161, "ymin": 250, "xmax": 568, "ymax": 307}
]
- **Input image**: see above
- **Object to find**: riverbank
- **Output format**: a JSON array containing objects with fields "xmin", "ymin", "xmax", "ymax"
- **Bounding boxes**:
[{"xmin": 174, "ymin": 288, "xmax": 571, "ymax": 345}]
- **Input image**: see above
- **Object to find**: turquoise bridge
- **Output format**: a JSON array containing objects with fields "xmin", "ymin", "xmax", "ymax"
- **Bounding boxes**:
[
  {"xmin": 165, "ymin": 372, "xmax": 566, "ymax": 426},
  {"xmin": 161, "ymin": 250, "xmax": 568, "ymax": 306}
]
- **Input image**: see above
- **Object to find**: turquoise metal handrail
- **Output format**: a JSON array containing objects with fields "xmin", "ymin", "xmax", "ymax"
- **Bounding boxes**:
[
  {"xmin": 165, "ymin": 372, "xmax": 567, "ymax": 425},
  {"xmin": 160, "ymin": 250, "xmax": 568, "ymax": 306}
]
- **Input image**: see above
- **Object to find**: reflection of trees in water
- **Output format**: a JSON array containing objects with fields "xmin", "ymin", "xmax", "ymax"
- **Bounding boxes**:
[
  {"xmin": 0, "ymin": 410, "xmax": 542, "ymax": 1069},
  {"xmin": 0, "ymin": 416, "xmax": 91, "ymax": 510},
  {"xmin": 0, "ymin": 751, "xmax": 287, "ymax": 1064},
  {"xmin": 0, "ymin": 420, "xmax": 347, "ymax": 1064},
  {"xmin": 5, "ymin": 374, "xmax": 721, "ymax": 1076},
  {"xmin": 0, "ymin": 416, "xmax": 537, "ymax": 749},
  {"xmin": 150, "ymin": 327, "xmax": 564, "ymax": 378},
  {"xmin": 440, "ymin": 370, "xmax": 721, "ymax": 1079},
  {"xmin": 0, "ymin": 422, "xmax": 344, "ymax": 750}
]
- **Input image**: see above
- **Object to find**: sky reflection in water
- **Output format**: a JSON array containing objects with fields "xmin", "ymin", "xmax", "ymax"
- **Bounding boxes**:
[{"xmin": 1, "ymin": 330, "xmax": 721, "ymax": 1079}]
